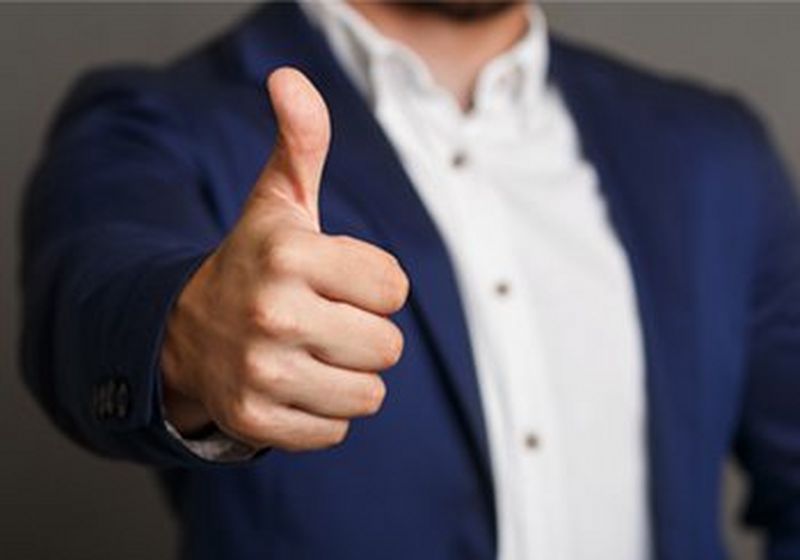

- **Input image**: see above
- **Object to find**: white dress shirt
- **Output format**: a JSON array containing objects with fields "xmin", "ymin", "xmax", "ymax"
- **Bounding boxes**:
[
  {"xmin": 172, "ymin": 3, "xmax": 652, "ymax": 558},
  {"xmin": 302, "ymin": 3, "xmax": 651, "ymax": 560}
]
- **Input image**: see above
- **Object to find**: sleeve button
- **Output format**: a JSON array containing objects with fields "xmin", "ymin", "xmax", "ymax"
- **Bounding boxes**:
[
  {"xmin": 93, "ymin": 378, "xmax": 129, "ymax": 421},
  {"xmin": 113, "ymin": 379, "xmax": 130, "ymax": 419}
]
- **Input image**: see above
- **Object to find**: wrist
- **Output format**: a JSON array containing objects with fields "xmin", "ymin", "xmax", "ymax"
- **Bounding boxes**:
[
  {"xmin": 160, "ymin": 330, "xmax": 213, "ymax": 435},
  {"xmin": 162, "ymin": 378, "xmax": 213, "ymax": 436}
]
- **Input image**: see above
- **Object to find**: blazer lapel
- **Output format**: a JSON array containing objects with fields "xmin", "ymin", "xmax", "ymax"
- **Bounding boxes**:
[{"xmin": 236, "ymin": 3, "xmax": 494, "ymax": 489}]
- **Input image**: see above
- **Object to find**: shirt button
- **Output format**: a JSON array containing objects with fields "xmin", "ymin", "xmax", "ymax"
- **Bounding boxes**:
[
  {"xmin": 524, "ymin": 433, "xmax": 540, "ymax": 450},
  {"xmin": 494, "ymin": 281, "xmax": 511, "ymax": 297},
  {"xmin": 451, "ymin": 150, "xmax": 469, "ymax": 169}
]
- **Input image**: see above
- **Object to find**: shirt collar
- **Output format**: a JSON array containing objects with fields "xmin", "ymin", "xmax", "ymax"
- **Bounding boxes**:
[{"xmin": 300, "ymin": 1, "xmax": 550, "ymax": 113}]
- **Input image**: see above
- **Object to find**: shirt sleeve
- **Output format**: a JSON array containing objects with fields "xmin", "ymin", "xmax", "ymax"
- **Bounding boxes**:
[{"xmin": 163, "ymin": 419, "xmax": 257, "ymax": 463}]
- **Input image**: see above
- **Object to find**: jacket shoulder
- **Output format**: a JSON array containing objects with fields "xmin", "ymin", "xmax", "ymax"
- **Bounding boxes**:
[
  {"xmin": 550, "ymin": 34, "xmax": 770, "ymax": 149},
  {"xmin": 52, "ymin": 4, "xmax": 265, "ymax": 132}
]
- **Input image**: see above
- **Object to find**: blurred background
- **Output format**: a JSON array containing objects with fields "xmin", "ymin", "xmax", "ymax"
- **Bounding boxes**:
[{"xmin": 1, "ymin": 2, "xmax": 798, "ymax": 559}]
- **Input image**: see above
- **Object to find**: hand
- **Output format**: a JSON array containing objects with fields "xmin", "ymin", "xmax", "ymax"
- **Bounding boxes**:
[{"xmin": 160, "ymin": 68, "xmax": 409, "ymax": 451}]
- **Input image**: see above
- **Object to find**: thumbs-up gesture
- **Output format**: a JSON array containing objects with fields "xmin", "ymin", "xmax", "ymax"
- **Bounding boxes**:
[{"xmin": 160, "ymin": 68, "xmax": 409, "ymax": 451}]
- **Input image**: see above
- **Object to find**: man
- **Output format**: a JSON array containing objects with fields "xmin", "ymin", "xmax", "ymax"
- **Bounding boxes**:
[{"xmin": 20, "ymin": 1, "xmax": 800, "ymax": 559}]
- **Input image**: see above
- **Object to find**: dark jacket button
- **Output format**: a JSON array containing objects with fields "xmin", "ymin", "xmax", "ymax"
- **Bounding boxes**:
[
  {"xmin": 114, "ymin": 379, "xmax": 130, "ymax": 419},
  {"xmin": 94, "ymin": 379, "xmax": 127, "ymax": 421},
  {"xmin": 93, "ymin": 382, "xmax": 109, "ymax": 420}
]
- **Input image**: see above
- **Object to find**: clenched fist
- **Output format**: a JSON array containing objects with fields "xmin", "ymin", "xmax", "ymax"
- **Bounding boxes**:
[{"xmin": 160, "ymin": 68, "xmax": 409, "ymax": 451}]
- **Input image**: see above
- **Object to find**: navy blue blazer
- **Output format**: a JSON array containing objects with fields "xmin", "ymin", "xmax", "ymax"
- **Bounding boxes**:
[{"xmin": 21, "ymin": 4, "xmax": 800, "ymax": 559}]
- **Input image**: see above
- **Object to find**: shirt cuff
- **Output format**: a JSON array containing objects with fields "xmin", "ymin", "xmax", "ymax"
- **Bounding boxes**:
[{"xmin": 163, "ymin": 419, "xmax": 257, "ymax": 463}]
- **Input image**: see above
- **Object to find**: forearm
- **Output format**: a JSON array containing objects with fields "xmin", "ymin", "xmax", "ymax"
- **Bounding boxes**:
[{"xmin": 21, "ymin": 230, "xmax": 216, "ymax": 466}]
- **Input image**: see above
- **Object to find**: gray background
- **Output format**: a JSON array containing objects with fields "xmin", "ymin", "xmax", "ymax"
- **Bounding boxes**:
[{"xmin": 1, "ymin": 2, "xmax": 798, "ymax": 558}]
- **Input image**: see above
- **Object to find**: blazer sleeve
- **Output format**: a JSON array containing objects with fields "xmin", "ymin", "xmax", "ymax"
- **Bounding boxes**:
[
  {"xmin": 20, "ymin": 69, "xmax": 241, "ymax": 468},
  {"xmin": 733, "ymin": 103, "xmax": 800, "ymax": 559}
]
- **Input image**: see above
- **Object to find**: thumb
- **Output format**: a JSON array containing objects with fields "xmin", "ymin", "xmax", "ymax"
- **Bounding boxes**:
[{"xmin": 252, "ymin": 67, "xmax": 331, "ymax": 227}]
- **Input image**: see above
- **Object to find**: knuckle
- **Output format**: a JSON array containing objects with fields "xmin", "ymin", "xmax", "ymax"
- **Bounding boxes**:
[
  {"xmin": 240, "ymin": 348, "xmax": 297, "ymax": 395},
  {"xmin": 377, "ymin": 324, "xmax": 404, "ymax": 369},
  {"xmin": 225, "ymin": 394, "xmax": 261, "ymax": 438},
  {"xmin": 240, "ymin": 348, "xmax": 264, "ymax": 383},
  {"xmin": 261, "ymin": 232, "xmax": 303, "ymax": 276},
  {"xmin": 326, "ymin": 420, "xmax": 350, "ymax": 447},
  {"xmin": 244, "ymin": 298, "xmax": 270, "ymax": 330},
  {"xmin": 248, "ymin": 297, "xmax": 301, "ymax": 340},
  {"xmin": 378, "ymin": 256, "xmax": 410, "ymax": 312},
  {"xmin": 361, "ymin": 378, "xmax": 387, "ymax": 416},
  {"xmin": 260, "ymin": 358, "xmax": 292, "ymax": 392},
  {"xmin": 284, "ymin": 419, "xmax": 350, "ymax": 452}
]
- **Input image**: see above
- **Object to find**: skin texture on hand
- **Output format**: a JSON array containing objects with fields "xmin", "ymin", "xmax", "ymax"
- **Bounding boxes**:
[{"xmin": 160, "ymin": 68, "xmax": 410, "ymax": 452}]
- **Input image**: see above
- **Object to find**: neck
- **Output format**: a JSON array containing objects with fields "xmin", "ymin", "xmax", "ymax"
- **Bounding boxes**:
[{"xmin": 348, "ymin": 2, "xmax": 529, "ymax": 110}]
